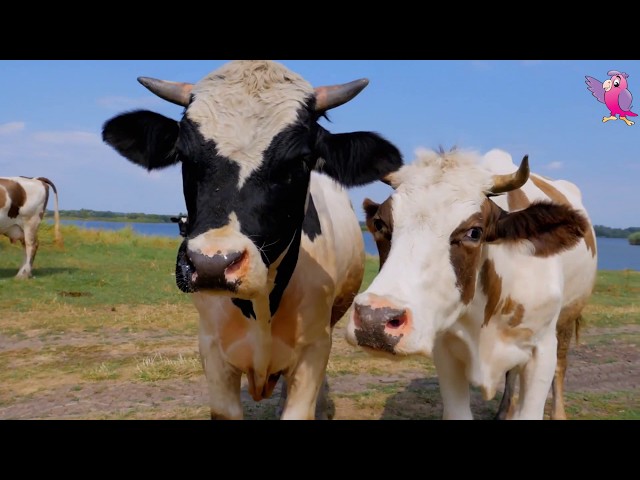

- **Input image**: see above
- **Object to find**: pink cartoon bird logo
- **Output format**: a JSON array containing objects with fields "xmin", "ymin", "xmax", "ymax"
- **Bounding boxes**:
[{"xmin": 585, "ymin": 70, "xmax": 637, "ymax": 126}]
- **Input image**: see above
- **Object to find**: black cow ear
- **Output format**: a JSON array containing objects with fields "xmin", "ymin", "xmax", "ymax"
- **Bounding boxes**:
[
  {"xmin": 102, "ymin": 110, "xmax": 180, "ymax": 171},
  {"xmin": 315, "ymin": 129, "xmax": 403, "ymax": 187}
]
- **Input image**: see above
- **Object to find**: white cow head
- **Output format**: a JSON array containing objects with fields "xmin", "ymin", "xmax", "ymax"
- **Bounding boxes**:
[{"xmin": 346, "ymin": 148, "xmax": 589, "ymax": 357}]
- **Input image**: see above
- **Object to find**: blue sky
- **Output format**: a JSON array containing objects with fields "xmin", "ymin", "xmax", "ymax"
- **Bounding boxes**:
[{"xmin": 0, "ymin": 60, "xmax": 638, "ymax": 228}]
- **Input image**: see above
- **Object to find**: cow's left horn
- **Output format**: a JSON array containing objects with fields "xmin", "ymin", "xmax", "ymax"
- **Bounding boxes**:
[
  {"xmin": 138, "ymin": 77, "xmax": 194, "ymax": 107},
  {"xmin": 488, "ymin": 155, "xmax": 530, "ymax": 195},
  {"xmin": 314, "ymin": 78, "xmax": 370, "ymax": 112}
]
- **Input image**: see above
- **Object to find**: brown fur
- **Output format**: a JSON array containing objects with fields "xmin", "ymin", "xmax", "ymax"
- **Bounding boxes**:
[
  {"xmin": 479, "ymin": 259, "xmax": 502, "ymax": 327},
  {"xmin": 363, "ymin": 197, "xmax": 393, "ymax": 269},
  {"xmin": 449, "ymin": 211, "xmax": 485, "ymax": 305},
  {"xmin": 530, "ymin": 175, "xmax": 596, "ymax": 258},
  {"xmin": 489, "ymin": 201, "xmax": 589, "ymax": 257},
  {"xmin": 0, "ymin": 178, "xmax": 26, "ymax": 218}
]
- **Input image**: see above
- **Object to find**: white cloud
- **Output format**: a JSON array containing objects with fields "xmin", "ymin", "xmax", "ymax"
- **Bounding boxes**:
[
  {"xmin": 544, "ymin": 161, "xmax": 563, "ymax": 170},
  {"xmin": 97, "ymin": 96, "xmax": 163, "ymax": 111},
  {"xmin": 0, "ymin": 121, "xmax": 26, "ymax": 135},
  {"xmin": 31, "ymin": 131, "xmax": 102, "ymax": 146}
]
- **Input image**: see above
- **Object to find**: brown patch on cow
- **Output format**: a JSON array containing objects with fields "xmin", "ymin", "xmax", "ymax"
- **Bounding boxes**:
[
  {"xmin": 507, "ymin": 188, "xmax": 530, "ymax": 211},
  {"xmin": 0, "ymin": 178, "xmax": 26, "ymax": 218},
  {"xmin": 0, "ymin": 187, "xmax": 6, "ymax": 210},
  {"xmin": 500, "ymin": 326, "xmax": 534, "ymax": 342},
  {"xmin": 449, "ymin": 209, "xmax": 489, "ymax": 305},
  {"xmin": 490, "ymin": 200, "xmax": 589, "ymax": 258},
  {"xmin": 479, "ymin": 258, "xmax": 502, "ymax": 326},
  {"xmin": 551, "ymin": 299, "xmax": 587, "ymax": 420},
  {"xmin": 363, "ymin": 197, "xmax": 393, "ymax": 269},
  {"xmin": 507, "ymin": 302, "xmax": 525, "ymax": 327},
  {"xmin": 530, "ymin": 175, "xmax": 596, "ymax": 258},
  {"xmin": 500, "ymin": 295, "xmax": 525, "ymax": 327}
]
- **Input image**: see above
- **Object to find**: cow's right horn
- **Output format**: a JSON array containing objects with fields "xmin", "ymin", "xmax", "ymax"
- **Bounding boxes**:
[
  {"xmin": 487, "ymin": 155, "xmax": 530, "ymax": 195},
  {"xmin": 138, "ymin": 77, "xmax": 194, "ymax": 107}
]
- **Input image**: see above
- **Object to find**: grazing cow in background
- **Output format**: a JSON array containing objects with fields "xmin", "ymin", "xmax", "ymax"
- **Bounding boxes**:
[
  {"xmin": 361, "ymin": 149, "xmax": 597, "ymax": 419},
  {"xmin": 0, "ymin": 176, "xmax": 62, "ymax": 279},
  {"xmin": 102, "ymin": 60, "xmax": 403, "ymax": 420},
  {"xmin": 347, "ymin": 148, "xmax": 594, "ymax": 420},
  {"xmin": 170, "ymin": 215, "xmax": 188, "ymax": 238}
]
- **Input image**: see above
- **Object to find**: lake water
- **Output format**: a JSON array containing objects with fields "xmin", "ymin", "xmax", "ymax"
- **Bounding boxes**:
[{"xmin": 54, "ymin": 220, "xmax": 640, "ymax": 271}]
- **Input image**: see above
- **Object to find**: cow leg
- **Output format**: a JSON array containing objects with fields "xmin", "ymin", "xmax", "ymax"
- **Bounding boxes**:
[
  {"xmin": 512, "ymin": 333, "xmax": 558, "ymax": 420},
  {"xmin": 280, "ymin": 336, "xmax": 332, "ymax": 420},
  {"xmin": 198, "ymin": 331, "xmax": 243, "ymax": 420},
  {"xmin": 551, "ymin": 314, "xmax": 578, "ymax": 420},
  {"xmin": 433, "ymin": 338, "xmax": 473, "ymax": 420},
  {"xmin": 16, "ymin": 224, "xmax": 39, "ymax": 279},
  {"xmin": 494, "ymin": 369, "xmax": 518, "ymax": 420}
]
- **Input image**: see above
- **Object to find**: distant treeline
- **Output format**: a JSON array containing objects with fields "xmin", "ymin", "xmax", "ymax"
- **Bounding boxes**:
[
  {"xmin": 593, "ymin": 225, "xmax": 640, "ymax": 239},
  {"xmin": 47, "ymin": 209, "xmax": 183, "ymax": 224}
]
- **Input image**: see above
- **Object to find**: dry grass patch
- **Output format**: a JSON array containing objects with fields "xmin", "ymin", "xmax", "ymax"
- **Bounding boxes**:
[{"xmin": 136, "ymin": 353, "xmax": 202, "ymax": 382}]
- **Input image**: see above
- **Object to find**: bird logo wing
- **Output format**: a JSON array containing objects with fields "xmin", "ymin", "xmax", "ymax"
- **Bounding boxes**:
[
  {"xmin": 585, "ymin": 76, "xmax": 606, "ymax": 104},
  {"xmin": 618, "ymin": 88, "xmax": 634, "ymax": 112}
]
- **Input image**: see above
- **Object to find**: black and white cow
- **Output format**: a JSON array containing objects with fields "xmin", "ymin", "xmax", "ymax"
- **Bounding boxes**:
[
  {"xmin": 102, "ymin": 60, "xmax": 402, "ymax": 419},
  {"xmin": 1, "ymin": 176, "xmax": 63, "ymax": 278}
]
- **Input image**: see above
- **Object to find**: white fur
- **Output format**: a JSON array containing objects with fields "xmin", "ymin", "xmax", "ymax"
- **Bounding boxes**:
[
  {"xmin": 346, "ymin": 148, "xmax": 595, "ymax": 420},
  {"xmin": 188, "ymin": 61, "xmax": 314, "ymax": 188}
]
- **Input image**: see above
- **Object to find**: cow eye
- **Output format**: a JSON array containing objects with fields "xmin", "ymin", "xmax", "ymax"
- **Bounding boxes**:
[
  {"xmin": 464, "ymin": 227, "xmax": 483, "ymax": 242},
  {"xmin": 373, "ymin": 219, "xmax": 387, "ymax": 232}
]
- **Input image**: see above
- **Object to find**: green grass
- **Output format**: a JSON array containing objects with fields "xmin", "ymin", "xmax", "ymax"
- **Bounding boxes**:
[{"xmin": 1, "ymin": 223, "xmax": 638, "ymax": 420}]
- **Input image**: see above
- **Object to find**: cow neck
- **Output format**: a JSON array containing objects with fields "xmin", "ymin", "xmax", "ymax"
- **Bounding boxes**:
[{"xmin": 230, "ymin": 190, "xmax": 320, "ymax": 321}]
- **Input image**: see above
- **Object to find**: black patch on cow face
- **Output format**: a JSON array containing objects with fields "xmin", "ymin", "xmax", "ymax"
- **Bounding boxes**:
[
  {"xmin": 176, "ymin": 112, "xmax": 315, "ymax": 315},
  {"xmin": 178, "ymin": 115, "xmax": 315, "ymax": 265},
  {"xmin": 302, "ymin": 194, "xmax": 321, "ymax": 241}
]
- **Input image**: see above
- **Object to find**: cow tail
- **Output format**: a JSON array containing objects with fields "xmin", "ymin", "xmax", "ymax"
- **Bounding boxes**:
[{"xmin": 37, "ymin": 177, "xmax": 63, "ymax": 247}]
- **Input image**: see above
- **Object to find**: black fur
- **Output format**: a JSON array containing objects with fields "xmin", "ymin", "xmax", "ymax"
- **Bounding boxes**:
[
  {"xmin": 102, "ymin": 93, "xmax": 404, "ymax": 316},
  {"xmin": 315, "ymin": 127, "xmax": 403, "ymax": 186},
  {"xmin": 102, "ymin": 110, "xmax": 180, "ymax": 170},
  {"xmin": 302, "ymin": 195, "xmax": 322, "ymax": 241}
]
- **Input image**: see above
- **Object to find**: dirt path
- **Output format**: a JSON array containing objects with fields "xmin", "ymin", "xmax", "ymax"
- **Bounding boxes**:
[{"xmin": 1, "ymin": 325, "xmax": 637, "ymax": 420}]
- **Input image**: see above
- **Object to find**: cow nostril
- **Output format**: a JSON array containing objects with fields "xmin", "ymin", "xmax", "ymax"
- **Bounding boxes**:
[
  {"xmin": 386, "ymin": 313, "xmax": 407, "ymax": 329},
  {"xmin": 225, "ymin": 250, "xmax": 248, "ymax": 275}
]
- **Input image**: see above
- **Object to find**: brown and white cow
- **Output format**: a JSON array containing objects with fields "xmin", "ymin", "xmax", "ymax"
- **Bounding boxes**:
[
  {"xmin": 0, "ymin": 176, "xmax": 62, "ymax": 279},
  {"xmin": 347, "ymin": 148, "xmax": 595, "ymax": 420},
  {"xmin": 102, "ymin": 60, "xmax": 403, "ymax": 419},
  {"xmin": 361, "ymin": 149, "xmax": 598, "ymax": 419}
]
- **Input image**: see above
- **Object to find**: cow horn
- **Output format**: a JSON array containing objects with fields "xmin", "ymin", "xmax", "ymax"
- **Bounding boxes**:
[
  {"xmin": 314, "ymin": 78, "xmax": 370, "ymax": 112},
  {"xmin": 488, "ymin": 155, "xmax": 530, "ymax": 194},
  {"xmin": 137, "ymin": 77, "xmax": 194, "ymax": 107}
]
